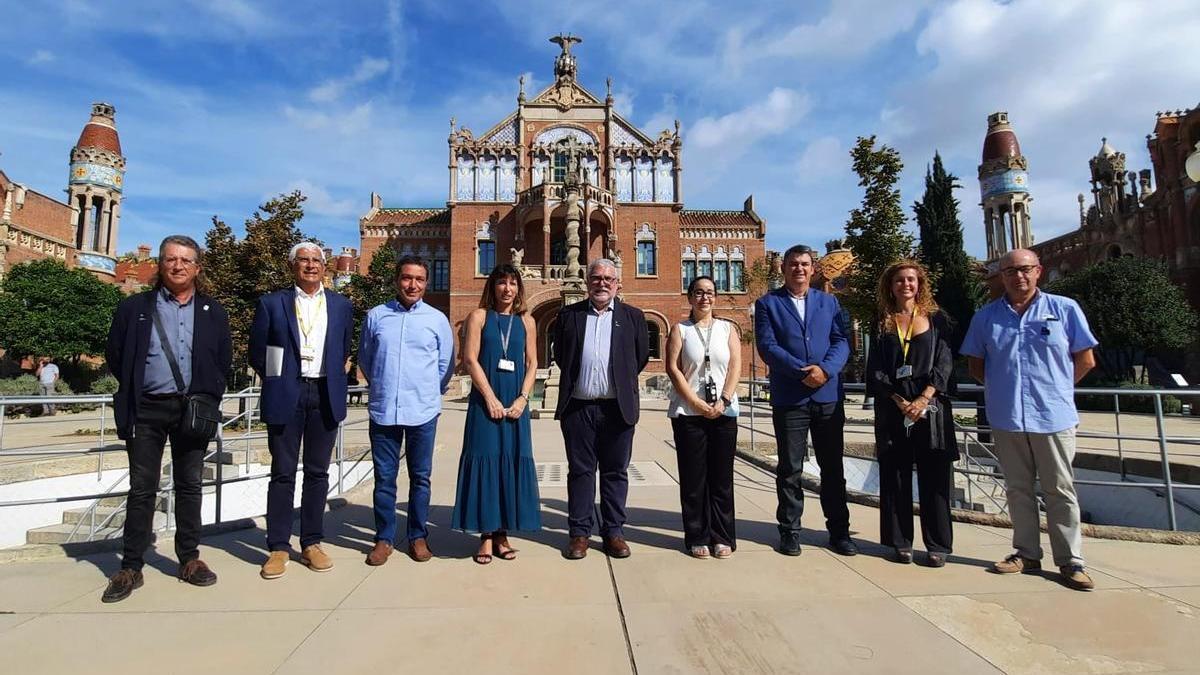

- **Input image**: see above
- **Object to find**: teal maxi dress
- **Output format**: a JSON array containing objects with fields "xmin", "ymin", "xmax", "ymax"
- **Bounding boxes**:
[{"xmin": 451, "ymin": 311, "xmax": 542, "ymax": 533}]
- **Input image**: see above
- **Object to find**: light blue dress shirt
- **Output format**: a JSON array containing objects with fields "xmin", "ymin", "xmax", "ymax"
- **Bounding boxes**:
[
  {"xmin": 574, "ymin": 298, "xmax": 616, "ymax": 400},
  {"xmin": 961, "ymin": 291, "xmax": 1098, "ymax": 434},
  {"xmin": 359, "ymin": 298, "xmax": 455, "ymax": 427},
  {"xmin": 145, "ymin": 286, "xmax": 195, "ymax": 394}
]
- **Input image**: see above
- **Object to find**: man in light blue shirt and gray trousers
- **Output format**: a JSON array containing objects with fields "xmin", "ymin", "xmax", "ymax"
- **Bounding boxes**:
[
  {"xmin": 962, "ymin": 249, "xmax": 1098, "ymax": 591},
  {"xmin": 358, "ymin": 255, "xmax": 455, "ymax": 566}
]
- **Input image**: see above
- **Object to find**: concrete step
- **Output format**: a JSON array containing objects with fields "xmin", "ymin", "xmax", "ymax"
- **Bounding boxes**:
[
  {"xmin": 61, "ymin": 505, "xmax": 130, "ymax": 528},
  {"xmin": 26, "ymin": 512, "xmax": 166, "ymax": 544}
]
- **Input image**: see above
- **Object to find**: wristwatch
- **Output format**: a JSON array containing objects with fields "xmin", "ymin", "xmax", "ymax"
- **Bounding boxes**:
[{"xmin": 720, "ymin": 395, "xmax": 732, "ymax": 407}]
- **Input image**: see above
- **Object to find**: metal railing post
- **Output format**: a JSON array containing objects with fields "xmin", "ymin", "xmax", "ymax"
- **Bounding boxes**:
[
  {"xmin": 0, "ymin": 403, "xmax": 6, "ymax": 452},
  {"xmin": 214, "ymin": 435, "xmax": 223, "ymax": 524},
  {"xmin": 1153, "ymin": 394, "xmax": 1178, "ymax": 531},
  {"xmin": 1113, "ymin": 393, "xmax": 1125, "ymax": 480},
  {"xmin": 336, "ymin": 421, "xmax": 345, "ymax": 495},
  {"xmin": 98, "ymin": 402, "xmax": 107, "ymax": 480}
]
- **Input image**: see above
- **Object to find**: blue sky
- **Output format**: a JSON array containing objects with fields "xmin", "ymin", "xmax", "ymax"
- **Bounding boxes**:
[{"xmin": 1, "ymin": 0, "xmax": 1196, "ymax": 260}]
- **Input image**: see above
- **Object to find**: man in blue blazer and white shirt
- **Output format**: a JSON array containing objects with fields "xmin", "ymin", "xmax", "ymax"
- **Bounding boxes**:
[
  {"xmin": 250, "ymin": 242, "xmax": 353, "ymax": 579},
  {"xmin": 755, "ymin": 244, "xmax": 857, "ymax": 557}
]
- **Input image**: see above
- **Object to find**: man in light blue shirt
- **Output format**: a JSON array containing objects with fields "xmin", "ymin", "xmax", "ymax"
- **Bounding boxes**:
[
  {"xmin": 961, "ymin": 249, "xmax": 1098, "ymax": 591},
  {"xmin": 358, "ymin": 255, "xmax": 454, "ymax": 565}
]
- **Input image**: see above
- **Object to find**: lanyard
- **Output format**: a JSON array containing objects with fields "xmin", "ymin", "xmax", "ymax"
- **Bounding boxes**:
[
  {"xmin": 496, "ymin": 311, "xmax": 516, "ymax": 358},
  {"xmin": 896, "ymin": 311, "xmax": 915, "ymax": 362},
  {"xmin": 694, "ymin": 318, "xmax": 715, "ymax": 374},
  {"xmin": 295, "ymin": 292, "xmax": 325, "ymax": 347}
]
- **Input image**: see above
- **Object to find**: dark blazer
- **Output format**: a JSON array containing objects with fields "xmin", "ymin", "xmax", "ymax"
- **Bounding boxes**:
[
  {"xmin": 754, "ymin": 286, "xmax": 850, "ymax": 407},
  {"xmin": 248, "ymin": 288, "xmax": 354, "ymax": 425},
  {"xmin": 105, "ymin": 288, "xmax": 233, "ymax": 440},
  {"xmin": 866, "ymin": 311, "xmax": 958, "ymax": 458},
  {"xmin": 552, "ymin": 298, "xmax": 649, "ymax": 426}
]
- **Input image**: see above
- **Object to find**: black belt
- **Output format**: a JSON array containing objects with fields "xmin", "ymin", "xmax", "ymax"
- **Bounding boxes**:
[
  {"xmin": 299, "ymin": 376, "xmax": 327, "ymax": 382},
  {"xmin": 143, "ymin": 392, "xmax": 185, "ymax": 401}
]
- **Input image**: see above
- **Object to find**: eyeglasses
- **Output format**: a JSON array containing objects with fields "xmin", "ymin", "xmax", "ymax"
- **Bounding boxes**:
[
  {"xmin": 294, "ymin": 256, "xmax": 325, "ymax": 266},
  {"xmin": 161, "ymin": 256, "xmax": 197, "ymax": 268},
  {"xmin": 691, "ymin": 290, "xmax": 716, "ymax": 298},
  {"xmin": 1001, "ymin": 264, "xmax": 1039, "ymax": 277},
  {"xmin": 588, "ymin": 275, "xmax": 618, "ymax": 285}
]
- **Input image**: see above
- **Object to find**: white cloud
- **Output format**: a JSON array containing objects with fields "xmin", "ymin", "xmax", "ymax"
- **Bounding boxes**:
[
  {"xmin": 26, "ymin": 49, "xmax": 54, "ymax": 65},
  {"xmin": 308, "ymin": 57, "xmax": 390, "ymax": 103},
  {"xmin": 795, "ymin": 136, "xmax": 845, "ymax": 184},
  {"xmin": 690, "ymin": 87, "xmax": 811, "ymax": 152},
  {"xmin": 612, "ymin": 84, "xmax": 636, "ymax": 119},
  {"xmin": 283, "ymin": 102, "xmax": 375, "ymax": 135},
  {"xmin": 281, "ymin": 180, "xmax": 359, "ymax": 219}
]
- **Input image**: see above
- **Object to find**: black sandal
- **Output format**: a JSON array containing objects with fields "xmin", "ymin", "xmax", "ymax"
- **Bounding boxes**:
[
  {"xmin": 494, "ymin": 531, "xmax": 518, "ymax": 561},
  {"xmin": 474, "ymin": 533, "xmax": 493, "ymax": 565}
]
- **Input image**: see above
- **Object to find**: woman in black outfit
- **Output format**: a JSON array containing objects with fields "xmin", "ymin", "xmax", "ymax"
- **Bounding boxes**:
[{"xmin": 866, "ymin": 260, "xmax": 958, "ymax": 567}]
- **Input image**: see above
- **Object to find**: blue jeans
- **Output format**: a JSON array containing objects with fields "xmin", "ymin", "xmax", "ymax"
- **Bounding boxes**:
[{"xmin": 370, "ymin": 416, "xmax": 438, "ymax": 544}]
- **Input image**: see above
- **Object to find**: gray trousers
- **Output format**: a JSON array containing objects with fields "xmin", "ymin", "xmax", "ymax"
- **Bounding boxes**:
[
  {"xmin": 992, "ymin": 428, "xmax": 1084, "ymax": 567},
  {"xmin": 39, "ymin": 383, "xmax": 56, "ymax": 414}
]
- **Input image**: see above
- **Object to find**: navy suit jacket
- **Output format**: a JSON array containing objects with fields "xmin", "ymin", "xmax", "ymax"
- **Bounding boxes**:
[
  {"xmin": 105, "ymin": 289, "xmax": 232, "ymax": 440},
  {"xmin": 754, "ymin": 287, "xmax": 850, "ymax": 407},
  {"xmin": 249, "ymin": 288, "xmax": 353, "ymax": 425},
  {"xmin": 551, "ymin": 299, "xmax": 649, "ymax": 426}
]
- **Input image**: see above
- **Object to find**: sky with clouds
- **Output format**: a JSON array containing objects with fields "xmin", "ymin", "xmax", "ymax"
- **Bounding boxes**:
[{"xmin": 1, "ymin": 0, "xmax": 1196, "ymax": 260}]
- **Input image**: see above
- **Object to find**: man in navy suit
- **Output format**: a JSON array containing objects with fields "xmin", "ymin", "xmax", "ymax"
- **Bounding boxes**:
[
  {"xmin": 754, "ymin": 244, "xmax": 857, "ymax": 557},
  {"xmin": 553, "ymin": 259, "xmax": 649, "ymax": 560},
  {"xmin": 250, "ymin": 242, "xmax": 353, "ymax": 579}
]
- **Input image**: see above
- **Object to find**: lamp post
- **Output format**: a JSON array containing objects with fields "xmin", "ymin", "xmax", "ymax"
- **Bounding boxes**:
[
  {"xmin": 747, "ymin": 302, "xmax": 756, "ymax": 456},
  {"xmin": 1185, "ymin": 141, "xmax": 1200, "ymax": 183}
]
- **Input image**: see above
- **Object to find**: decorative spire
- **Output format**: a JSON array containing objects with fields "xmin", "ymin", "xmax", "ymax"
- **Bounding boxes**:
[
  {"xmin": 605, "ymin": 76, "xmax": 612, "ymax": 104},
  {"xmin": 518, "ymin": 74, "xmax": 526, "ymax": 103},
  {"xmin": 550, "ymin": 33, "xmax": 582, "ymax": 83}
]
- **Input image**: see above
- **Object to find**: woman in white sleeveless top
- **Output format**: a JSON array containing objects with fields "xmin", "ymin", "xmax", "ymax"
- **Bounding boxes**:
[{"xmin": 665, "ymin": 276, "xmax": 742, "ymax": 559}]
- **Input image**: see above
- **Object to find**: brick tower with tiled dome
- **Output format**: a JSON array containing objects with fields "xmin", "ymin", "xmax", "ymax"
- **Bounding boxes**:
[{"xmin": 67, "ymin": 102, "xmax": 126, "ymax": 278}]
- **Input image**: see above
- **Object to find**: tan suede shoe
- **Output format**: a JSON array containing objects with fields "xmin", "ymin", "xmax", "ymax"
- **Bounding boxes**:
[
  {"xmin": 260, "ymin": 551, "xmax": 289, "ymax": 580},
  {"xmin": 301, "ymin": 544, "xmax": 334, "ymax": 572}
]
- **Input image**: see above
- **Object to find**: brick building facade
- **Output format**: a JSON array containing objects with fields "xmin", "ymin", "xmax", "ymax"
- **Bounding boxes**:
[{"xmin": 359, "ymin": 35, "xmax": 767, "ymax": 374}]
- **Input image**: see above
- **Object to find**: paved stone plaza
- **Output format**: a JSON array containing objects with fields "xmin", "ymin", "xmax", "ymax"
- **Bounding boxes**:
[{"xmin": 0, "ymin": 403, "xmax": 1198, "ymax": 674}]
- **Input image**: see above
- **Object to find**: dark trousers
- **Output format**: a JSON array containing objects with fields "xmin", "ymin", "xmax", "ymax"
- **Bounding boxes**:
[
  {"xmin": 265, "ymin": 378, "xmax": 339, "ymax": 551},
  {"xmin": 878, "ymin": 437, "xmax": 954, "ymax": 553},
  {"xmin": 772, "ymin": 401, "xmax": 851, "ymax": 538},
  {"xmin": 671, "ymin": 415, "xmax": 737, "ymax": 549},
  {"xmin": 122, "ymin": 395, "xmax": 209, "ymax": 571},
  {"xmin": 561, "ymin": 399, "xmax": 635, "ymax": 538}
]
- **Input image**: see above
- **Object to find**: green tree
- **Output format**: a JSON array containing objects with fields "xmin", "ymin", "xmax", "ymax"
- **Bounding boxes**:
[
  {"xmin": 842, "ymin": 135, "xmax": 914, "ymax": 330},
  {"xmin": 737, "ymin": 254, "xmax": 782, "ymax": 345},
  {"xmin": 345, "ymin": 240, "xmax": 397, "ymax": 362},
  {"xmin": 913, "ymin": 152, "xmax": 982, "ymax": 346},
  {"xmin": 0, "ymin": 259, "xmax": 124, "ymax": 360},
  {"xmin": 201, "ymin": 191, "xmax": 322, "ymax": 385},
  {"xmin": 1045, "ymin": 257, "xmax": 1199, "ymax": 380}
]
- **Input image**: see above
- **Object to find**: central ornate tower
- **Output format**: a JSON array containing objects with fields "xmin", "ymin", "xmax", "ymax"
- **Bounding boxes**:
[
  {"xmin": 978, "ymin": 112, "xmax": 1032, "ymax": 260},
  {"xmin": 67, "ymin": 102, "xmax": 125, "ymax": 278}
]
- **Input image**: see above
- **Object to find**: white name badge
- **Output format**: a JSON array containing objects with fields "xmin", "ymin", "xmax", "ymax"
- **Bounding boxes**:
[
  {"xmin": 498, "ymin": 359, "xmax": 516, "ymax": 372},
  {"xmin": 300, "ymin": 346, "xmax": 317, "ymax": 362},
  {"xmin": 896, "ymin": 365, "xmax": 913, "ymax": 379}
]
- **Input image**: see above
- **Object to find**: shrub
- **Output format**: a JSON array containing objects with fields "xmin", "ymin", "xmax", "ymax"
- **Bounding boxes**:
[{"xmin": 89, "ymin": 375, "xmax": 119, "ymax": 395}]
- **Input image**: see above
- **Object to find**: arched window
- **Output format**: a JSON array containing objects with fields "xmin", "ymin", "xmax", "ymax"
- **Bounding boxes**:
[{"xmin": 647, "ymin": 321, "xmax": 662, "ymax": 360}]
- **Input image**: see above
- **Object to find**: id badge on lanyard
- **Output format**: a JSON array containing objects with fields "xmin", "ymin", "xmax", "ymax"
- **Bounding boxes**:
[
  {"xmin": 497, "ymin": 312, "xmax": 517, "ymax": 372},
  {"xmin": 896, "ymin": 312, "xmax": 914, "ymax": 379}
]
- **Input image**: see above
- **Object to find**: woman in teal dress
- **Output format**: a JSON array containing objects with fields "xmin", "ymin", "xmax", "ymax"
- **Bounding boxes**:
[{"xmin": 452, "ymin": 263, "xmax": 542, "ymax": 563}]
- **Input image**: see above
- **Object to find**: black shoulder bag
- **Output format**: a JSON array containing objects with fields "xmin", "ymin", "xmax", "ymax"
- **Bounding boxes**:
[{"xmin": 151, "ymin": 309, "xmax": 222, "ymax": 440}]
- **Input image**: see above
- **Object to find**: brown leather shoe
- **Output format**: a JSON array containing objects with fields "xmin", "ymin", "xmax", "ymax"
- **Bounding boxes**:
[
  {"xmin": 178, "ymin": 559, "xmax": 217, "ymax": 587},
  {"xmin": 301, "ymin": 544, "xmax": 333, "ymax": 572},
  {"xmin": 603, "ymin": 535, "xmax": 631, "ymax": 559},
  {"xmin": 366, "ymin": 541, "xmax": 393, "ymax": 566},
  {"xmin": 991, "ymin": 553, "xmax": 1041, "ymax": 575},
  {"xmin": 101, "ymin": 568, "xmax": 143, "ymax": 603},
  {"xmin": 563, "ymin": 536, "xmax": 589, "ymax": 560},
  {"xmin": 407, "ymin": 538, "xmax": 433, "ymax": 562},
  {"xmin": 260, "ymin": 550, "xmax": 289, "ymax": 579}
]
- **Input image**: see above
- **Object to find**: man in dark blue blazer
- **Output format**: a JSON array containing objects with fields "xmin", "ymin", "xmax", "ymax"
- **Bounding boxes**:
[
  {"xmin": 249, "ymin": 242, "xmax": 353, "ymax": 579},
  {"xmin": 754, "ymin": 244, "xmax": 857, "ymax": 557},
  {"xmin": 102, "ymin": 235, "xmax": 232, "ymax": 603},
  {"xmin": 553, "ymin": 259, "xmax": 649, "ymax": 560}
]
